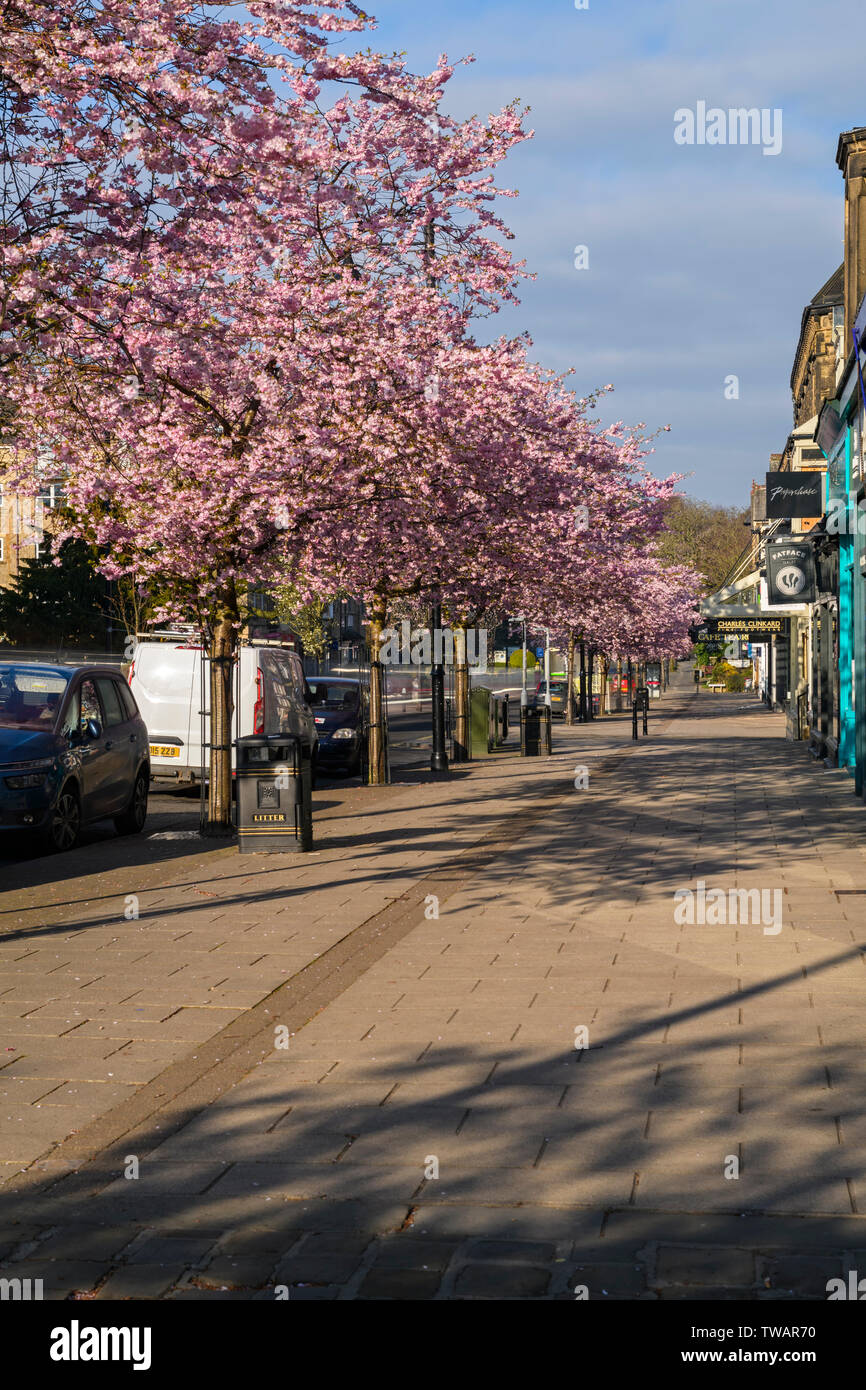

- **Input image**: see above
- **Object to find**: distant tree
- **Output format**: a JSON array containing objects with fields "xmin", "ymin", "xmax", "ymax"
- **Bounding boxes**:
[
  {"xmin": 708, "ymin": 657, "xmax": 746, "ymax": 693},
  {"xmin": 0, "ymin": 538, "xmax": 110, "ymax": 647},
  {"xmin": 107, "ymin": 575, "xmax": 163, "ymax": 655},
  {"xmin": 656, "ymin": 497, "xmax": 749, "ymax": 594},
  {"xmin": 693, "ymin": 638, "xmax": 724, "ymax": 668},
  {"xmin": 509, "ymin": 647, "xmax": 537, "ymax": 670},
  {"xmin": 270, "ymin": 583, "xmax": 330, "ymax": 661}
]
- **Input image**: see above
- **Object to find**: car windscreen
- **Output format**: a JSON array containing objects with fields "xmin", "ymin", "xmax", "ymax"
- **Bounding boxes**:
[
  {"xmin": 307, "ymin": 682, "xmax": 359, "ymax": 709},
  {"xmin": 0, "ymin": 668, "xmax": 70, "ymax": 730}
]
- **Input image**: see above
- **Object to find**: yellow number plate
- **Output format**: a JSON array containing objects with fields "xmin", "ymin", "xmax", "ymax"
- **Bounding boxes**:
[{"xmin": 150, "ymin": 745, "xmax": 180, "ymax": 758}]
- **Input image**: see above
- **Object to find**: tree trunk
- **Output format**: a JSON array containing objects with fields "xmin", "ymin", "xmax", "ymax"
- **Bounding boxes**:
[
  {"xmin": 615, "ymin": 656, "xmax": 622, "ymax": 712},
  {"xmin": 587, "ymin": 647, "xmax": 594, "ymax": 719},
  {"xmin": 205, "ymin": 602, "xmax": 237, "ymax": 835},
  {"xmin": 565, "ymin": 632, "xmax": 576, "ymax": 725},
  {"xmin": 367, "ymin": 597, "xmax": 388, "ymax": 785},
  {"xmin": 601, "ymin": 659, "xmax": 609, "ymax": 715},
  {"xmin": 453, "ymin": 624, "xmax": 470, "ymax": 761},
  {"xmin": 430, "ymin": 598, "xmax": 449, "ymax": 774},
  {"xmin": 579, "ymin": 639, "xmax": 587, "ymax": 721}
]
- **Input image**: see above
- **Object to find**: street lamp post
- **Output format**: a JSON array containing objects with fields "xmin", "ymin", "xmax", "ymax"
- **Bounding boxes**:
[
  {"xmin": 522, "ymin": 620, "xmax": 551, "ymax": 706},
  {"xmin": 543, "ymin": 627, "xmax": 551, "ymax": 705},
  {"xmin": 430, "ymin": 598, "xmax": 449, "ymax": 776}
]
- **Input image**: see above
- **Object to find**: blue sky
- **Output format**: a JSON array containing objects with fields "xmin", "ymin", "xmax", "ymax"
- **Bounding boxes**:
[{"xmin": 338, "ymin": 0, "xmax": 863, "ymax": 507}]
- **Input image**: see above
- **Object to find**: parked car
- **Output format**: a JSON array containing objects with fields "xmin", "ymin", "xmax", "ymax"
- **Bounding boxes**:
[
  {"xmin": 0, "ymin": 662, "xmax": 150, "ymax": 852},
  {"xmin": 128, "ymin": 636, "xmax": 318, "ymax": 785},
  {"xmin": 533, "ymin": 678, "xmax": 571, "ymax": 717},
  {"xmin": 307, "ymin": 677, "xmax": 367, "ymax": 776}
]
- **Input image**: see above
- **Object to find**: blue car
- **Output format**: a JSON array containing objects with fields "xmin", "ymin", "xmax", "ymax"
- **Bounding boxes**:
[
  {"xmin": 307, "ymin": 676, "xmax": 367, "ymax": 776},
  {"xmin": 0, "ymin": 663, "xmax": 150, "ymax": 853}
]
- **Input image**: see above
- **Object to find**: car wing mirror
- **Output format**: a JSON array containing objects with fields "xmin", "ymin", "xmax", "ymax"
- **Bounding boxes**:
[{"xmin": 85, "ymin": 718, "xmax": 102, "ymax": 740}]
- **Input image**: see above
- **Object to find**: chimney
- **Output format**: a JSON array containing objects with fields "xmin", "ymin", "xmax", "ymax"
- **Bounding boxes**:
[
  {"xmin": 750, "ymin": 480, "xmax": 766, "ymax": 525},
  {"xmin": 836, "ymin": 128, "xmax": 866, "ymax": 334}
]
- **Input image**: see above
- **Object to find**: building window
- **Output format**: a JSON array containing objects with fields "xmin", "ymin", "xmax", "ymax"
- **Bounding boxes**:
[
  {"xmin": 38, "ymin": 482, "xmax": 66, "ymax": 510},
  {"xmin": 0, "ymin": 537, "xmax": 4, "ymax": 561}
]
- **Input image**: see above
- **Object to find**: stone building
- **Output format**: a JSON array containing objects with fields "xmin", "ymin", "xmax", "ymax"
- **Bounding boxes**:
[
  {"xmin": 811, "ymin": 128, "xmax": 866, "ymax": 792},
  {"xmin": 0, "ymin": 458, "xmax": 66, "ymax": 592},
  {"xmin": 783, "ymin": 266, "xmax": 845, "ymax": 758}
]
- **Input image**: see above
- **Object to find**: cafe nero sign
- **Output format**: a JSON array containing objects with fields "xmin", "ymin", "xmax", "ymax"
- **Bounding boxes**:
[
  {"xmin": 766, "ymin": 540, "xmax": 816, "ymax": 606},
  {"xmin": 765, "ymin": 470, "xmax": 823, "ymax": 519}
]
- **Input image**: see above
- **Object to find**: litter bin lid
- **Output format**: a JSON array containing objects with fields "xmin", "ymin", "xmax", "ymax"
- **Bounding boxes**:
[{"xmin": 236, "ymin": 733, "xmax": 301, "ymax": 747}]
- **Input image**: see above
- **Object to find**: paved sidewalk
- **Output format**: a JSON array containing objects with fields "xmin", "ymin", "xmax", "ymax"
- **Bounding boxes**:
[
  {"xmin": 4, "ymin": 672, "xmax": 866, "ymax": 1300},
  {"xmin": 0, "ymin": 697, "xmax": 646, "ymax": 1171}
]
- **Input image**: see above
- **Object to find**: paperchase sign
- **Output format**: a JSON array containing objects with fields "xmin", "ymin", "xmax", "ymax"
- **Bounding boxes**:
[
  {"xmin": 765, "ymin": 471, "xmax": 823, "ymax": 519},
  {"xmin": 766, "ymin": 540, "xmax": 816, "ymax": 606}
]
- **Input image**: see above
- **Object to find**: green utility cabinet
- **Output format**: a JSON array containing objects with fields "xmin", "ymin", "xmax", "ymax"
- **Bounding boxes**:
[{"xmin": 469, "ymin": 684, "xmax": 492, "ymax": 757}]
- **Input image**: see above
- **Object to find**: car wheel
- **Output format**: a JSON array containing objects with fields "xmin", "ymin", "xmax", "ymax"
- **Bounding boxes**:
[
  {"xmin": 41, "ymin": 786, "xmax": 81, "ymax": 854},
  {"xmin": 114, "ymin": 768, "xmax": 149, "ymax": 836}
]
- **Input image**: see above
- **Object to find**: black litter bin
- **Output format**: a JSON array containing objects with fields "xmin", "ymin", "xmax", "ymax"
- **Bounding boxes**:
[
  {"xmin": 521, "ymin": 702, "xmax": 552, "ymax": 756},
  {"xmin": 631, "ymin": 686, "xmax": 650, "ymax": 739},
  {"xmin": 236, "ymin": 734, "xmax": 312, "ymax": 854},
  {"xmin": 488, "ymin": 693, "xmax": 509, "ymax": 750}
]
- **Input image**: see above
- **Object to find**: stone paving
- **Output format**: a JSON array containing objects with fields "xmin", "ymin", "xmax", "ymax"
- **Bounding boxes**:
[
  {"xmin": 0, "ymin": 718, "xmax": 624, "ymax": 1170},
  {"xmin": 3, "ymin": 671, "xmax": 866, "ymax": 1299}
]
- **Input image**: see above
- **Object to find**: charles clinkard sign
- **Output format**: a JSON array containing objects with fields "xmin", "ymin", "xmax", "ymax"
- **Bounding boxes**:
[
  {"xmin": 700, "ymin": 617, "xmax": 787, "ymax": 641},
  {"xmin": 765, "ymin": 471, "xmax": 823, "ymax": 519},
  {"xmin": 765, "ymin": 540, "xmax": 817, "ymax": 606}
]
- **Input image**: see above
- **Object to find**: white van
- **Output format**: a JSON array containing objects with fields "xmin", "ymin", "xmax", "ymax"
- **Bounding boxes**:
[{"xmin": 128, "ymin": 635, "xmax": 317, "ymax": 785}]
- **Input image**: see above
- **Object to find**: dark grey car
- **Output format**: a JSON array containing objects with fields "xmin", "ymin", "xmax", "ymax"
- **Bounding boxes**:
[
  {"xmin": 533, "ymin": 678, "xmax": 571, "ymax": 717},
  {"xmin": 0, "ymin": 662, "xmax": 150, "ymax": 853}
]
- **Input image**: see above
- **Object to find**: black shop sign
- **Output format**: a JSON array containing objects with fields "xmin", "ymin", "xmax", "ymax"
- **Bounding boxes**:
[
  {"xmin": 765, "ymin": 471, "xmax": 823, "ymax": 519},
  {"xmin": 766, "ymin": 541, "xmax": 817, "ymax": 606}
]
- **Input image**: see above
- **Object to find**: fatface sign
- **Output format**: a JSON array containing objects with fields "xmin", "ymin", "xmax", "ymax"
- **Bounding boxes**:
[
  {"xmin": 766, "ymin": 540, "xmax": 816, "ymax": 605},
  {"xmin": 765, "ymin": 470, "xmax": 823, "ymax": 519}
]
